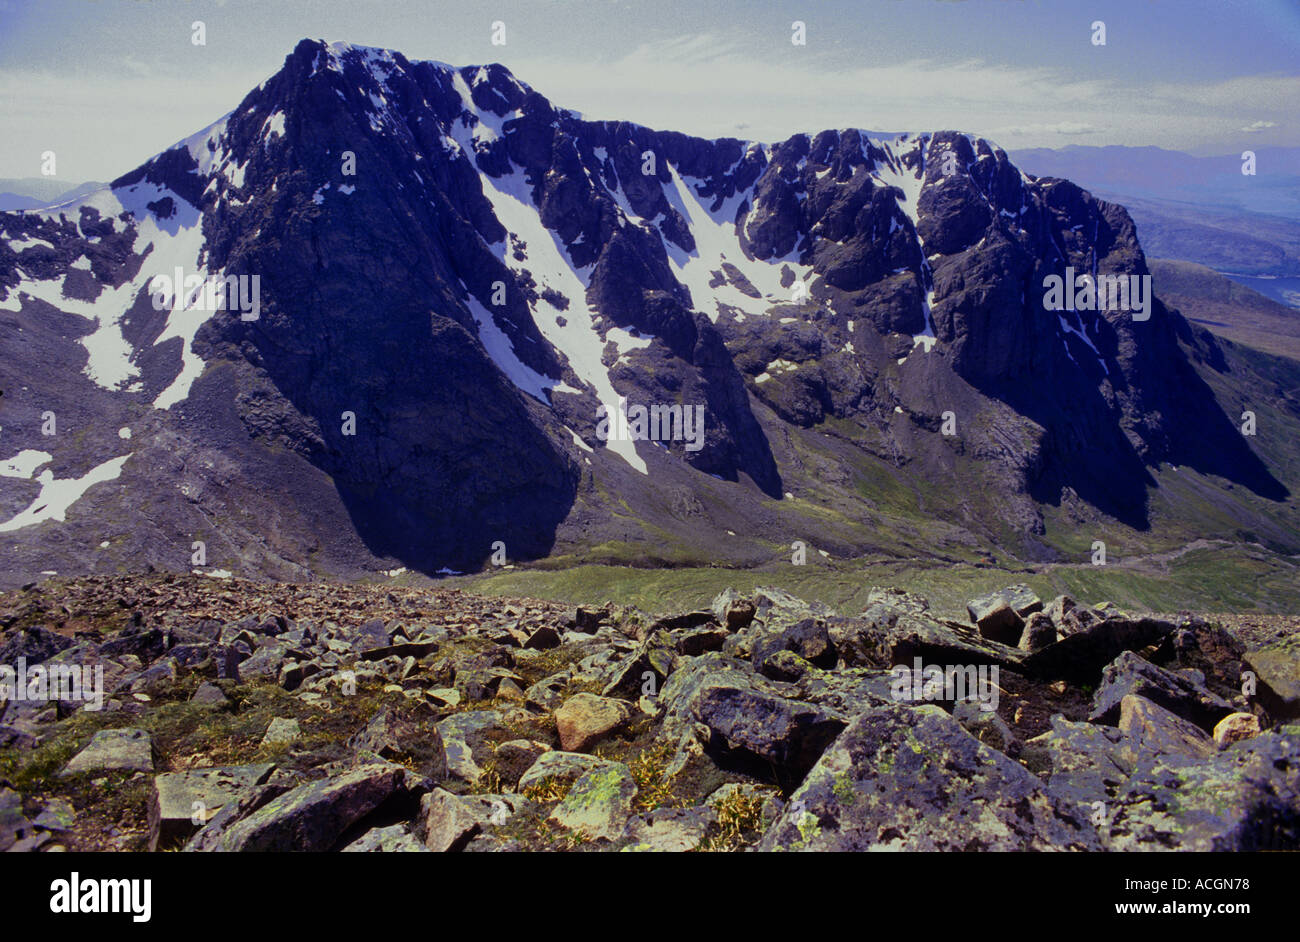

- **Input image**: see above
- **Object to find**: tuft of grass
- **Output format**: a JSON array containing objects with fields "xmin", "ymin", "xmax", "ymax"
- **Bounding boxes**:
[
  {"xmin": 627, "ymin": 743, "xmax": 678, "ymax": 812},
  {"xmin": 520, "ymin": 777, "xmax": 571, "ymax": 804},
  {"xmin": 700, "ymin": 789, "xmax": 772, "ymax": 852}
]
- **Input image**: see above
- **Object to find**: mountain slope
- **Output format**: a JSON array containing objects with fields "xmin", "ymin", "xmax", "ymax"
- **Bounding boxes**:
[
  {"xmin": 1, "ymin": 39, "xmax": 1297, "ymax": 589},
  {"xmin": 1149, "ymin": 258, "xmax": 1300, "ymax": 362}
]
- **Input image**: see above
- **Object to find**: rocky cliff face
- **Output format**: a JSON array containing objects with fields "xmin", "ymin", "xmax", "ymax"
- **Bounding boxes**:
[{"xmin": 0, "ymin": 39, "xmax": 1294, "ymax": 585}]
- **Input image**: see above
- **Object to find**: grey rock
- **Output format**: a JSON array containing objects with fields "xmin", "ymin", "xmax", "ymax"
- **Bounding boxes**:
[
  {"xmin": 190, "ymin": 763, "xmax": 408, "ymax": 852},
  {"xmin": 548, "ymin": 763, "xmax": 638, "ymax": 841},
  {"xmin": 237, "ymin": 643, "xmax": 287, "ymax": 682},
  {"xmin": 622, "ymin": 805, "xmax": 717, "ymax": 851},
  {"xmin": 758, "ymin": 704, "xmax": 1100, "ymax": 851},
  {"xmin": 1105, "ymin": 730, "xmax": 1300, "ymax": 851},
  {"xmin": 31, "ymin": 797, "xmax": 75, "ymax": 832},
  {"xmin": 1090, "ymin": 651, "xmax": 1235, "ymax": 731},
  {"xmin": 0, "ymin": 625, "xmax": 73, "ymax": 665},
  {"xmin": 420, "ymin": 788, "xmax": 525, "ymax": 851},
  {"xmin": 61, "ymin": 728, "xmax": 153, "ymax": 777},
  {"xmin": 555, "ymin": 693, "xmax": 632, "ymax": 752},
  {"xmin": 1023, "ymin": 616, "xmax": 1179, "ymax": 684},
  {"xmin": 1244, "ymin": 641, "xmax": 1300, "ymax": 721},
  {"xmin": 1117, "ymin": 694, "xmax": 1216, "ymax": 763},
  {"xmin": 711, "ymin": 588, "xmax": 757, "ymax": 631},
  {"xmin": 191, "ymin": 681, "xmax": 229, "ymax": 707},
  {"xmin": 261, "ymin": 717, "xmax": 301, "ymax": 746},
  {"xmin": 435, "ymin": 710, "xmax": 503, "ymax": 784},
  {"xmin": 1019, "ymin": 612, "xmax": 1057, "ymax": 653},
  {"xmin": 340, "ymin": 822, "xmax": 428, "ymax": 852},
  {"xmin": 349, "ymin": 709, "xmax": 447, "ymax": 780},
  {"xmin": 148, "ymin": 763, "xmax": 276, "ymax": 849},
  {"xmin": 966, "ymin": 594, "xmax": 1024, "ymax": 645},
  {"xmin": 518, "ymin": 750, "xmax": 618, "ymax": 792},
  {"xmin": 660, "ymin": 653, "xmax": 845, "ymax": 783},
  {"xmin": 601, "ymin": 630, "xmax": 678, "ymax": 699}
]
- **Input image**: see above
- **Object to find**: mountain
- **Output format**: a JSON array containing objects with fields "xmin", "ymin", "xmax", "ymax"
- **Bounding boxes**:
[
  {"xmin": 0, "ymin": 180, "xmax": 106, "ymax": 213},
  {"xmin": 1010, "ymin": 146, "xmax": 1300, "ymax": 278},
  {"xmin": 1, "ymin": 39, "xmax": 1298, "ymax": 590}
]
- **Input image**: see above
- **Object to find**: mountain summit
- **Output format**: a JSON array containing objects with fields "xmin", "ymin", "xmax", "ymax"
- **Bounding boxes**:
[{"xmin": 0, "ymin": 39, "xmax": 1295, "ymax": 586}]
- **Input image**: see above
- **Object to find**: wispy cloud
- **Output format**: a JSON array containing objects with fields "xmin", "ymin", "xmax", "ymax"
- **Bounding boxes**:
[
  {"xmin": 0, "ymin": 28, "xmax": 1292, "ymax": 179},
  {"xmin": 511, "ymin": 35, "xmax": 1292, "ymax": 153}
]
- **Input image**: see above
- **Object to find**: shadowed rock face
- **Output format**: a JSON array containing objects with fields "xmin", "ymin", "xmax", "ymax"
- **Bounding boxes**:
[{"xmin": 0, "ymin": 37, "xmax": 1292, "ymax": 583}]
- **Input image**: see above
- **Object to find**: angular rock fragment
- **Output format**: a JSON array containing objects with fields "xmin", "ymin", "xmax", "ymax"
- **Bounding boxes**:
[
  {"xmin": 759, "ymin": 704, "xmax": 1099, "ymax": 851},
  {"xmin": 548, "ymin": 763, "xmax": 638, "ymax": 841},
  {"xmin": 61, "ymin": 728, "xmax": 153, "ymax": 777},
  {"xmin": 1089, "ymin": 651, "xmax": 1235, "ymax": 731},
  {"xmin": 149, "ymin": 763, "xmax": 276, "ymax": 849},
  {"xmin": 554, "ymin": 693, "xmax": 632, "ymax": 752}
]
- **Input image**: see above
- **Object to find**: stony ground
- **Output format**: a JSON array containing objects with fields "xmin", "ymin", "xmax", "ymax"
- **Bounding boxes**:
[{"xmin": 0, "ymin": 573, "xmax": 1297, "ymax": 852}]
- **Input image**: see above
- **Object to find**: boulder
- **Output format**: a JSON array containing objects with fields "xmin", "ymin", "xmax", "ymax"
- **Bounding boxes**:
[
  {"xmin": 600, "ymin": 631, "xmax": 678, "ymax": 699},
  {"xmin": 1243, "ymin": 641, "xmax": 1300, "ymax": 720},
  {"xmin": 524, "ymin": 671, "xmax": 569, "ymax": 711},
  {"xmin": 1089, "ymin": 651, "xmax": 1235, "ymax": 731},
  {"xmin": 518, "ymin": 751, "xmax": 617, "ymax": 792},
  {"xmin": 554, "ymin": 693, "xmax": 632, "ymax": 752},
  {"xmin": 1117, "ymin": 694, "xmax": 1216, "ymax": 763},
  {"xmin": 548, "ymin": 763, "xmax": 638, "ymax": 841},
  {"xmin": 261, "ymin": 717, "xmax": 301, "ymax": 746},
  {"xmin": 340, "ymin": 823, "xmax": 428, "ymax": 852},
  {"xmin": 189, "ymin": 763, "xmax": 409, "ymax": 852},
  {"xmin": 1106, "ymin": 730, "xmax": 1300, "ymax": 851},
  {"xmin": 830, "ymin": 603, "xmax": 1024, "ymax": 671},
  {"xmin": 1213, "ymin": 712, "xmax": 1261, "ymax": 749},
  {"xmin": 1019, "ymin": 612, "xmax": 1056, "ymax": 653},
  {"xmin": 660, "ymin": 654, "xmax": 845, "ymax": 784},
  {"xmin": 1023, "ymin": 617, "xmax": 1180, "ymax": 684},
  {"xmin": 148, "ymin": 763, "xmax": 276, "ymax": 849},
  {"xmin": 751, "ymin": 617, "xmax": 836, "ymax": 672},
  {"xmin": 967, "ymin": 597, "xmax": 1023, "ymax": 645},
  {"xmin": 711, "ymin": 589, "xmax": 757, "ymax": 631},
  {"xmin": 1022, "ymin": 715, "xmax": 1137, "ymax": 810},
  {"xmin": 61, "ymin": 728, "xmax": 153, "ymax": 777},
  {"xmin": 191, "ymin": 682, "xmax": 229, "ymax": 707},
  {"xmin": 435, "ymin": 710, "xmax": 503, "ymax": 784},
  {"xmin": 758, "ymin": 704, "xmax": 1099, "ymax": 850},
  {"xmin": 349, "ymin": 709, "xmax": 448, "ymax": 779},
  {"xmin": 421, "ymin": 789, "xmax": 525, "ymax": 852},
  {"xmin": 0, "ymin": 625, "xmax": 73, "ymax": 665},
  {"xmin": 621, "ymin": 805, "xmax": 717, "ymax": 852}
]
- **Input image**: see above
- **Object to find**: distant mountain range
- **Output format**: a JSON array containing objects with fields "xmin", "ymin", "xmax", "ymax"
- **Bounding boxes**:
[
  {"xmin": 0, "ymin": 179, "xmax": 107, "ymax": 213},
  {"xmin": 1, "ymin": 39, "xmax": 1297, "ymax": 589}
]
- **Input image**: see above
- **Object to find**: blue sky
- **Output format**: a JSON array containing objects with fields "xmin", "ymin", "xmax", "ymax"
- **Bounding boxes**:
[{"xmin": 1, "ymin": 0, "xmax": 1296, "ymax": 181}]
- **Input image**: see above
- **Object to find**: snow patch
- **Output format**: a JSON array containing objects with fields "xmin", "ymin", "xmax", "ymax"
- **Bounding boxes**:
[
  {"xmin": 0, "ymin": 454, "xmax": 130, "ymax": 532},
  {"xmin": 0, "ymin": 450, "xmax": 51, "ymax": 479}
]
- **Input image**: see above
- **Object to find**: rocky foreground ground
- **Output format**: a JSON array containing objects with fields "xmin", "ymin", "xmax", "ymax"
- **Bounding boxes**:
[{"xmin": 0, "ymin": 574, "xmax": 1297, "ymax": 852}]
